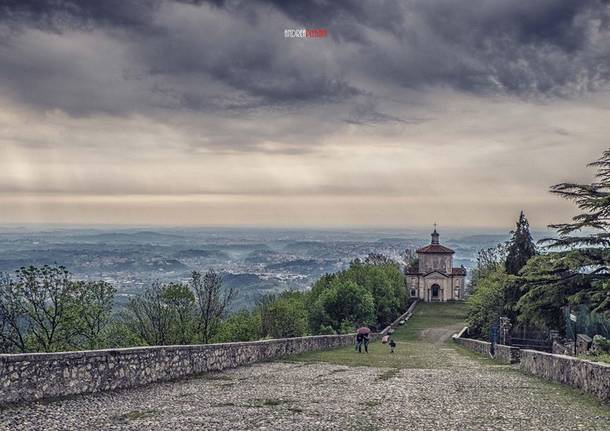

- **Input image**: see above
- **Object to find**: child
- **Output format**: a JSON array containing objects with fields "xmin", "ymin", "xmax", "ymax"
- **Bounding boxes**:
[{"xmin": 389, "ymin": 338, "xmax": 396, "ymax": 353}]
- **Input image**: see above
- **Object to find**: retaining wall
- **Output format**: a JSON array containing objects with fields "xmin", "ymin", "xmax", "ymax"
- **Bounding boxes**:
[
  {"xmin": 0, "ymin": 334, "xmax": 361, "ymax": 405},
  {"xmin": 520, "ymin": 349, "xmax": 610, "ymax": 402},
  {"xmin": 453, "ymin": 332, "xmax": 610, "ymax": 402},
  {"xmin": 381, "ymin": 300, "xmax": 418, "ymax": 335},
  {"xmin": 453, "ymin": 337, "xmax": 520, "ymax": 364}
]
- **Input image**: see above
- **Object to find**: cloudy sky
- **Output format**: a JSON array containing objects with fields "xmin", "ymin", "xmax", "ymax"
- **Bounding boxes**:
[{"xmin": 1, "ymin": 0, "xmax": 609, "ymax": 228}]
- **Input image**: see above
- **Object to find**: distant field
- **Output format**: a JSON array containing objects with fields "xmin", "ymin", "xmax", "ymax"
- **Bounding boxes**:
[{"xmin": 290, "ymin": 302, "xmax": 468, "ymax": 369}]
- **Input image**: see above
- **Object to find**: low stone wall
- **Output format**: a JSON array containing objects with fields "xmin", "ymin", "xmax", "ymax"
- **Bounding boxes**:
[
  {"xmin": 520, "ymin": 349, "xmax": 610, "ymax": 402},
  {"xmin": 453, "ymin": 337, "xmax": 520, "ymax": 364},
  {"xmin": 381, "ymin": 300, "xmax": 418, "ymax": 335},
  {"xmin": 0, "ymin": 334, "xmax": 361, "ymax": 405}
]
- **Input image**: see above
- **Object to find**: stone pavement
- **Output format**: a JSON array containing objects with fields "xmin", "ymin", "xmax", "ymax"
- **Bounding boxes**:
[
  {"xmin": 1, "ymin": 346, "xmax": 609, "ymax": 430},
  {"xmin": 2, "ymin": 303, "xmax": 609, "ymax": 430}
]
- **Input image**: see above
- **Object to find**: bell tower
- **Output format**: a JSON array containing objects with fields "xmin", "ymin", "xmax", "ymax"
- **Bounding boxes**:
[{"xmin": 431, "ymin": 223, "xmax": 439, "ymax": 245}]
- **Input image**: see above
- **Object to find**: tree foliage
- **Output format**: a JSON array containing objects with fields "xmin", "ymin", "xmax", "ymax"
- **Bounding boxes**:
[
  {"xmin": 518, "ymin": 148, "xmax": 610, "ymax": 327},
  {"xmin": 0, "ymin": 266, "xmax": 115, "ymax": 353},
  {"xmin": 191, "ymin": 269, "xmax": 236, "ymax": 344},
  {"xmin": 308, "ymin": 279, "xmax": 375, "ymax": 333},
  {"xmin": 505, "ymin": 211, "xmax": 537, "ymax": 276},
  {"xmin": 259, "ymin": 291, "xmax": 309, "ymax": 338},
  {"xmin": 308, "ymin": 259, "xmax": 407, "ymax": 332},
  {"xmin": 213, "ymin": 309, "xmax": 262, "ymax": 343},
  {"xmin": 467, "ymin": 212, "xmax": 535, "ymax": 336},
  {"xmin": 123, "ymin": 281, "xmax": 174, "ymax": 346},
  {"xmin": 466, "ymin": 266, "xmax": 509, "ymax": 340}
]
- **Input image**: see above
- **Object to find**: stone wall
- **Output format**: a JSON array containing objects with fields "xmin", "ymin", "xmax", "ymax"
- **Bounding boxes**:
[
  {"xmin": 381, "ymin": 300, "xmax": 418, "ymax": 335},
  {"xmin": 453, "ymin": 337, "xmax": 520, "ymax": 364},
  {"xmin": 454, "ymin": 333, "xmax": 610, "ymax": 402},
  {"xmin": 520, "ymin": 349, "xmax": 610, "ymax": 402},
  {"xmin": 0, "ymin": 334, "xmax": 362, "ymax": 405}
]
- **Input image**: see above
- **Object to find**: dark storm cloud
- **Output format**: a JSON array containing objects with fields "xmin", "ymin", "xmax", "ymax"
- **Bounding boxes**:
[
  {"xmin": 0, "ymin": 0, "xmax": 161, "ymax": 31},
  {"xmin": 0, "ymin": 0, "xmax": 609, "ymax": 117}
]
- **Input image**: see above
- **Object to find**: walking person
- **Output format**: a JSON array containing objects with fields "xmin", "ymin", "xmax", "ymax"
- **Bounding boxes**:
[
  {"xmin": 389, "ymin": 337, "xmax": 396, "ymax": 353},
  {"xmin": 356, "ymin": 326, "xmax": 371, "ymax": 354},
  {"xmin": 362, "ymin": 334, "xmax": 369, "ymax": 353},
  {"xmin": 355, "ymin": 333, "xmax": 363, "ymax": 352}
]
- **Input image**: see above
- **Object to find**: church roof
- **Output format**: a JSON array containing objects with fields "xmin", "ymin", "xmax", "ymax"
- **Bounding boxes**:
[
  {"xmin": 452, "ymin": 266, "xmax": 467, "ymax": 276},
  {"xmin": 416, "ymin": 244, "xmax": 455, "ymax": 254}
]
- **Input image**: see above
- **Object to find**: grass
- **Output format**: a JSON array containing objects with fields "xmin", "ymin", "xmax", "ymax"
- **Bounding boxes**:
[
  {"xmin": 291, "ymin": 302, "xmax": 468, "ymax": 369},
  {"xmin": 578, "ymin": 352, "xmax": 610, "ymax": 364},
  {"xmin": 392, "ymin": 302, "xmax": 468, "ymax": 342}
]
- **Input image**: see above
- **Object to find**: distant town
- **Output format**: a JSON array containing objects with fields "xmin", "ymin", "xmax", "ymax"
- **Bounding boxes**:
[{"xmin": 0, "ymin": 226, "xmax": 520, "ymax": 311}]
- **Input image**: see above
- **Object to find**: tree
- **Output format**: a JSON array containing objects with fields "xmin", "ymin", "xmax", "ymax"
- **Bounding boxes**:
[
  {"xmin": 124, "ymin": 281, "xmax": 172, "ymax": 345},
  {"xmin": 191, "ymin": 270, "xmax": 235, "ymax": 343},
  {"xmin": 70, "ymin": 280, "xmax": 116, "ymax": 349},
  {"xmin": 0, "ymin": 266, "xmax": 76, "ymax": 352},
  {"xmin": 502, "ymin": 211, "xmax": 537, "ymax": 320},
  {"xmin": 0, "ymin": 272, "xmax": 28, "ymax": 352},
  {"xmin": 505, "ymin": 211, "xmax": 537, "ymax": 275},
  {"xmin": 259, "ymin": 291, "xmax": 309, "ymax": 338},
  {"xmin": 466, "ymin": 266, "xmax": 509, "ymax": 339},
  {"xmin": 213, "ymin": 309, "xmax": 261, "ymax": 343},
  {"xmin": 466, "ymin": 242, "xmax": 506, "ymax": 296},
  {"xmin": 308, "ymin": 259, "xmax": 407, "ymax": 331},
  {"xmin": 518, "ymin": 148, "xmax": 610, "ymax": 328},
  {"xmin": 162, "ymin": 283, "xmax": 195, "ymax": 345},
  {"xmin": 309, "ymin": 279, "xmax": 375, "ymax": 333},
  {"xmin": 364, "ymin": 253, "xmax": 393, "ymax": 265},
  {"xmin": 0, "ymin": 266, "xmax": 116, "ymax": 353}
]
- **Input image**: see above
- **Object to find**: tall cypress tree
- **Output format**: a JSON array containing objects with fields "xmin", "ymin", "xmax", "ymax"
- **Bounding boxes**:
[
  {"xmin": 505, "ymin": 211, "xmax": 537, "ymax": 275},
  {"xmin": 503, "ymin": 211, "xmax": 536, "ymax": 321}
]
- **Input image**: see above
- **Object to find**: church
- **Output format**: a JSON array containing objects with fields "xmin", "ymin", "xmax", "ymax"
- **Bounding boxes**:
[{"xmin": 405, "ymin": 227, "xmax": 466, "ymax": 302}]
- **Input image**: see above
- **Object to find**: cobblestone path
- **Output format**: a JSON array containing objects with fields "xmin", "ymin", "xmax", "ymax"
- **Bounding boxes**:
[{"xmin": 1, "ymin": 304, "xmax": 608, "ymax": 430}]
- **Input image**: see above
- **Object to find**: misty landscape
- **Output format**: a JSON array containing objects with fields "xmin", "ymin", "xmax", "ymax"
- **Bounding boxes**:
[{"xmin": 0, "ymin": 226, "xmax": 530, "ymax": 312}]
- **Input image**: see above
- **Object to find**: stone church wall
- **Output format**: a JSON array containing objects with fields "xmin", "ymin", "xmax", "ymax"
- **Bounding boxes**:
[{"xmin": 0, "ymin": 334, "xmax": 370, "ymax": 405}]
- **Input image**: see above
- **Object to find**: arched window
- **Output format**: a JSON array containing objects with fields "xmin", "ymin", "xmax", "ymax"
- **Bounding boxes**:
[
  {"xmin": 431, "ymin": 284, "xmax": 440, "ymax": 298},
  {"xmin": 410, "ymin": 288, "xmax": 417, "ymax": 297}
]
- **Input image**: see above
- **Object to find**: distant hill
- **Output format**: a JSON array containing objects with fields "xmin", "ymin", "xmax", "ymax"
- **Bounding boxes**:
[
  {"xmin": 174, "ymin": 249, "xmax": 230, "ymax": 259},
  {"xmin": 74, "ymin": 231, "xmax": 187, "ymax": 243}
]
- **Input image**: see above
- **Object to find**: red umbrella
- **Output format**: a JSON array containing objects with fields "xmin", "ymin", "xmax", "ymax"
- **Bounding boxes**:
[{"xmin": 357, "ymin": 327, "xmax": 371, "ymax": 335}]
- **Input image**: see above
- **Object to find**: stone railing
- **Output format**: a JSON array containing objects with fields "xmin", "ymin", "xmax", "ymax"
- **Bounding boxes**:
[
  {"xmin": 0, "ymin": 334, "xmax": 364, "ymax": 405},
  {"xmin": 381, "ymin": 300, "xmax": 418, "ymax": 335},
  {"xmin": 453, "ymin": 330, "xmax": 610, "ymax": 402},
  {"xmin": 520, "ymin": 349, "xmax": 610, "ymax": 402},
  {"xmin": 453, "ymin": 336, "xmax": 520, "ymax": 364}
]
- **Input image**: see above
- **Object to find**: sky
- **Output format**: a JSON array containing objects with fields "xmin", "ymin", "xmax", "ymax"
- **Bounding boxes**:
[{"xmin": 1, "ymin": 0, "xmax": 609, "ymax": 229}]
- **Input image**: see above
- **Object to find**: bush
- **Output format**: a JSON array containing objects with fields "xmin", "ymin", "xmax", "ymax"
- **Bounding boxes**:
[
  {"xmin": 260, "ymin": 291, "xmax": 309, "ymax": 338},
  {"xmin": 213, "ymin": 310, "xmax": 262, "ymax": 343},
  {"xmin": 466, "ymin": 267, "xmax": 509, "ymax": 340}
]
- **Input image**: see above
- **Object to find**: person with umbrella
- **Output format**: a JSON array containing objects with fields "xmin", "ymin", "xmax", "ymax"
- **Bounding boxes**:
[{"xmin": 356, "ymin": 326, "xmax": 371, "ymax": 353}]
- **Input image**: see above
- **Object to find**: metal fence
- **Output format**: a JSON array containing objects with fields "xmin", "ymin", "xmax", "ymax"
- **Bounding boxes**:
[{"xmin": 564, "ymin": 306, "xmax": 610, "ymax": 340}]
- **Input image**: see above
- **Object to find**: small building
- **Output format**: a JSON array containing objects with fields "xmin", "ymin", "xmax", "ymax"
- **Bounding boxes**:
[{"xmin": 405, "ymin": 228, "xmax": 466, "ymax": 302}]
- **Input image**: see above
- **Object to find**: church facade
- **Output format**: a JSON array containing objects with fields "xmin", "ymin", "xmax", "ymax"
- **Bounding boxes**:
[{"xmin": 405, "ymin": 228, "xmax": 466, "ymax": 302}]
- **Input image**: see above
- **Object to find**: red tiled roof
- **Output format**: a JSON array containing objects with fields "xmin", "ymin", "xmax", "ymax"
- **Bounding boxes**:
[
  {"xmin": 452, "ymin": 267, "xmax": 467, "ymax": 276},
  {"xmin": 416, "ymin": 244, "xmax": 455, "ymax": 254}
]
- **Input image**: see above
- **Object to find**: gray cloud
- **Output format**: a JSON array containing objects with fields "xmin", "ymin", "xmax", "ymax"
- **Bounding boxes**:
[{"xmin": 0, "ymin": 0, "xmax": 608, "ymax": 120}]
